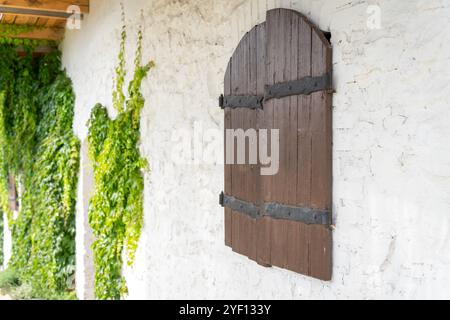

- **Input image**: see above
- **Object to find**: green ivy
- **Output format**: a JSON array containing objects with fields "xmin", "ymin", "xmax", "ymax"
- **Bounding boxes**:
[
  {"xmin": 0, "ymin": 37, "xmax": 58, "ymax": 47},
  {"xmin": 0, "ymin": 24, "xmax": 42, "ymax": 38},
  {"xmin": 87, "ymin": 13, "xmax": 154, "ymax": 299},
  {"xmin": 0, "ymin": 44, "xmax": 79, "ymax": 299},
  {"xmin": 0, "ymin": 212, "xmax": 3, "ymax": 267}
]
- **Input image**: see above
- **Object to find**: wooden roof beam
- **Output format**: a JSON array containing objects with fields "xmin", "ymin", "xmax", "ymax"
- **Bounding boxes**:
[
  {"xmin": 8, "ymin": 26, "xmax": 64, "ymax": 41},
  {"xmin": 0, "ymin": 6, "xmax": 78, "ymax": 20},
  {"xmin": 0, "ymin": 0, "xmax": 89, "ymax": 14}
]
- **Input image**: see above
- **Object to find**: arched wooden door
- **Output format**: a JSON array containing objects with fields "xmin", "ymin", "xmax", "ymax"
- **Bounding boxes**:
[{"xmin": 221, "ymin": 8, "xmax": 333, "ymax": 280}]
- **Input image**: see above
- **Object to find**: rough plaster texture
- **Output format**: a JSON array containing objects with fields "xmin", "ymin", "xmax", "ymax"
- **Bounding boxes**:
[
  {"xmin": 62, "ymin": 0, "xmax": 450, "ymax": 299},
  {"xmin": 75, "ymin": 140, "xmax": 96, "ymax": 300},
  {"xmin": 2, "ymin": 213, "xmax": 12, "ymax": 270}
]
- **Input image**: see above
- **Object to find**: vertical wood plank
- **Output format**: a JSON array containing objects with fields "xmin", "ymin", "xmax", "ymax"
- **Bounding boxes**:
[
  {"xmin": 289, "ymin": 16, "xmax": 313, "ymax": 276},
  {"xmin": 247, "ymin": 26, "xmax": 259, "ymax": 262},
  {"xmin": 259, "ymin": 9, "xmax": 277, "ymax": 267},
  {"xmin": 258, "ymin": 8, "xmax": 278, "ymax": 266},
  {"xmin": 229, "ymin": 32, "xmax": 256, "ymax": 259},
  {"xmin": 230, "ymin": 34, "xmax": 241, "ymax": 255},
  {"xmin": 310, "ymin": 224, "xmax": 332, "ymax": 280},
  {"xmin": 311, "ymin": 30, "xmax": 331, "ymax": 210},
  {"xmin": 286, "ymin": 12, "xmax": 298, "ymax": 207},
  {"xmin": 238, "ymin": 32, "xmax": 250, "ymax": 258},
  {"xmin": 309, "ymin": 27, "xmax": 333, "ymax": 281},
  {"xmin": 256, "ymin": 22, "xmax": 271, "ymax": 266},
  {"xmin": 268, "ymin": 8, "xmax": 289, "ymax": 269},
  {"xmin": 297, "ymin": 17, "xmax": 312, "ymax": 208},
  {"xmin": 224, "ymin": 59, "xmax": 232, "ymax": 247},
  {"xmin": 286, "ymin": 12, "xmax": 309, "ymax": 275}
]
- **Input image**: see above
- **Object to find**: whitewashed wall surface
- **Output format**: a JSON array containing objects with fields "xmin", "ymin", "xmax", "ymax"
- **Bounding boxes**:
[{"xmin": 62, "ymin": 0, "xmax": 450, "ymax": 299}]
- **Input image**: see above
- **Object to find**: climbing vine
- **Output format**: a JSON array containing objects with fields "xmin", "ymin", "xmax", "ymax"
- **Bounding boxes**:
[
  {"xmin": 0, "ymin": 38, "xmax": 57, "ymax": 47},
  {"xmin": 87, "ymin": 12, "xmax": 154, "ymax": 299},
  {"xmin": 0, "ymin": 213, "xmax": 3, "ymax": 267},
  {"xmin": 0, "ymin": 43, "xmax": 79, "ymax": 299},
  {"xmin": 0, "ymin": 23, "xmax": 42, "ymax": 38}
]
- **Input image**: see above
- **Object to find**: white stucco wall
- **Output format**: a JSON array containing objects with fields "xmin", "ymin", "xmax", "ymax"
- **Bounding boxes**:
[
  {"xmin": 75, "ymin": 139, "xmax": 95, "ymax": 300},
  {"xmin": 62, "ymin": 0, "xmax": 450, "ymax": 299},
  {"xmin": 2, "ymin": 213, "xmax": 12, "ymax": 270}
]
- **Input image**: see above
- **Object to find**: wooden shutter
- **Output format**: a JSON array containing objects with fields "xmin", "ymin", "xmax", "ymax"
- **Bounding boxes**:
[{"xmin": 221, "ymin": 8, "xmax": 332, "ymax": 281}]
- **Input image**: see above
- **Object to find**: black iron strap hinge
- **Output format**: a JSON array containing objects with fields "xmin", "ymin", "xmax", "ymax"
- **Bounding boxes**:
[
  {"xmin": 219, "ymin": 94, "xmax": 264, "ymax": 110},
  {"xmin": 219, "ymin": 73, "xmax": 332, "ymax": 110},
  {"xmin": 265, "ymin": 74, "xmax": 332, "ymax": 100},
  {"xmin": 220, "ymin": 192, "xmax": 260, "ymax": 219},
  {"xmin": 219, "ymin": 192, "xmax": 331, "ymax": 226}
]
